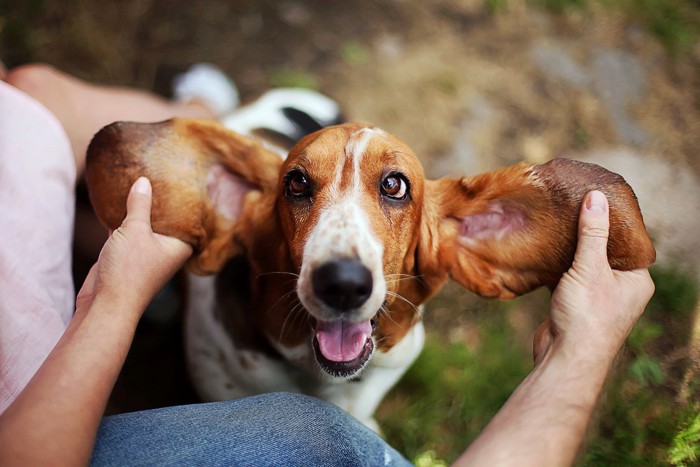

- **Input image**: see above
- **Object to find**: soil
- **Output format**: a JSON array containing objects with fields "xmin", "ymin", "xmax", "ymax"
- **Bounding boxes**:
[{"xmin": 4, "ymin": 0, "xmax": 699, "ymax": 416}]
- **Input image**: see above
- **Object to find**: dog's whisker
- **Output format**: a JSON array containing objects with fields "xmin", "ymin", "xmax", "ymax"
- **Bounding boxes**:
[
  {"xmin": 278, "ymin": 300, "xmax": 305, "ymax": 343},
  {"xmin": 384, "ymin": 273, "xmax": 419, "ymax": 280},
  {"xmin": 373, "ymin": 334, "xmax": 392, "ymax": 347},
  {"xmin": 258, "ymin": 271, "xmax": 300, "ymax": 279},
  {"xmin": 376, "ymin": 303, "xmax": 400, "ymax": 327},
  {"xmin": 268, "ymin": 287, "xmax": 300, "ymax": 314},
  {"xmin": 386, "ymin": 290, "xmax": 422, "ymax": 317},
  {"xmin": 386, "ymin": 289, "xmax": 417, "ymax": 308},
  {"xmin": 384, "ymin": 273, "xmax": 428, "ymax": 288}
]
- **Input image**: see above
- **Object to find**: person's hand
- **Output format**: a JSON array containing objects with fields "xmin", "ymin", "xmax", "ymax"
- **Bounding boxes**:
[
  {"xmin": 534, "ymin": 190, "xmax": 655, "ymax": 364},
  {"xmin": 76, "ymin": 177, "xmax": 193, "ymax": 320}
]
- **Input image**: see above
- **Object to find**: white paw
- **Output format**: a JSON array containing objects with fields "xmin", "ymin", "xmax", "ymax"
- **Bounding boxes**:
[{"xmin": 173, "ymin": 63, "xmax": 239, "ymax": 116}]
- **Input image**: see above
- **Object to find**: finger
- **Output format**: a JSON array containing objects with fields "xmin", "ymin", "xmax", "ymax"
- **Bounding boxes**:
[
  {"xmin": 125, "ymin": 177, "xmax": 153, "ymax": 226},
  {"xmin": 533, "ymin": 317, "xmax": 555, "ymax": 365},
  {"xmin": 574, "ymin": 190, "xmax": 610, "ymax": 270}
]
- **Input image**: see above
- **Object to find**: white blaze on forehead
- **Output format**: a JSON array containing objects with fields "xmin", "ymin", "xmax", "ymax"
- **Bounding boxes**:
[
  {"xmin": 297, "ymin": 127, "xmax": 389, "ymax": 321},
  {"xmin": 338, "ymin": 127, "xmax": 387, "ymax": 193}
]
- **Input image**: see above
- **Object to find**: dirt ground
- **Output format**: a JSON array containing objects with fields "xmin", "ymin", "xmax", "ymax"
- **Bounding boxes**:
[
  {"xmin": 5, "ymin": 0, "xmax": 698, "ymax": 173},
  {"xmin": 3, "ymin": 0, "xmax": 699, "ymax": 439}
]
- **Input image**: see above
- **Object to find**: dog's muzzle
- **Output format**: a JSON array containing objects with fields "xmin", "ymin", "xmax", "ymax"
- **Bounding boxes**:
[{"xmin": 310, "ymin": 259, "xmax": 377, "ymax": 377}]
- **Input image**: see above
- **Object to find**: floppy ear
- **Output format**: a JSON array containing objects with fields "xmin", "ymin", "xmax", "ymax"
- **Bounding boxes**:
[
  {"xmin": 85, "ymin": 118, "xmax": 282, "ymax": 275},
  {"xmin": 419, "ymin": 158, "xmax": 656, "ymax": 299}
]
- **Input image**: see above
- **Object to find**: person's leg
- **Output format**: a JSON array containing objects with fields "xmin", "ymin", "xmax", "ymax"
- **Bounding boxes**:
[
  {"xmin": 92, "ymin": 393, "xmax": 411, "ymax": 467},
  {"xmin": 0, "ymin": 63, "xmax": 232, "ymax": 412},
  {"xmin": 4, "ymin": 64, "xmax": 218, "ymax": 174},
  {"xmin": 0, "ymin": 81, "xmax": 76, "ymax": 413}
]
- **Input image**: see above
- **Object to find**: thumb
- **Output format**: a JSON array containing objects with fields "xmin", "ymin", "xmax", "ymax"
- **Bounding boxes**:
[
  {"xmin": 533, "ymin": 317, "xmax": 555, "ymax": 365},
  {"xmin": 124, "ymin": 177, "xmax": 153, "ymax": 226},
  {"xmin": 574, "ymin": 190, "xmax": 610, "ymax": 270}
]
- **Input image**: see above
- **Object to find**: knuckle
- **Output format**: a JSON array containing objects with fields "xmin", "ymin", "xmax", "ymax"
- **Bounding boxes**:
[
  {"xmin": 580, "ymin": 224, "xmax": 609, "ymax": 239},
  {"xmin": 642, "ymin": 272, "xmax": 656, "ymax": 297}
]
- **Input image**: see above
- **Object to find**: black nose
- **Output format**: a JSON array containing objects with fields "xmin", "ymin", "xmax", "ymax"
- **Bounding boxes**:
[{"xmin": 312, "ymin": 259, "xmax": 373, "ymax": 311}]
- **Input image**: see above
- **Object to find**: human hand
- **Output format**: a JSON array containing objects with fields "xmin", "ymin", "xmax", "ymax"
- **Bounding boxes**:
[
  {"xmin": 76, "ymin": 177, "xmax": 192, "ymax": 320},
  {"xmin": 533, "ymin": 191, "xmax": 654, "ymax": 365}
]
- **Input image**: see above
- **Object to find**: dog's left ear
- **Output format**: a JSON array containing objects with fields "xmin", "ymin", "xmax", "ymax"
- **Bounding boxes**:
[
  {"xmin": 86, "ymin": 118, "xmax": 282, "ymax": 275},
  {"xmin": 418, "ymin": 158, "xmax": 656, "ymax": 299}
]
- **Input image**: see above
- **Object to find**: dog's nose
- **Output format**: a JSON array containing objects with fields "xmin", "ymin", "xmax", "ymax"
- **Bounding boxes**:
[{"xmin": 312, "ymin": 259, "xmax": 373, "ymax": 311}]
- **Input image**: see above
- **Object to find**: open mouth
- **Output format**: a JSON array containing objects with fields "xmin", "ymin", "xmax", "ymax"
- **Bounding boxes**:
[{"xmin": 311, "ymin": 318, "xmax": 377, "ymax": 378}]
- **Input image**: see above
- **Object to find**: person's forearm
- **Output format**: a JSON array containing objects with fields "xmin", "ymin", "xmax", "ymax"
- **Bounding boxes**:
[
  {"xmin": 0, "ymin": 297, "xmax": 141, "ymax": 466},
  {"xmin": 455, "ymin": 340, "xmax": 614, "ymax": 466}
]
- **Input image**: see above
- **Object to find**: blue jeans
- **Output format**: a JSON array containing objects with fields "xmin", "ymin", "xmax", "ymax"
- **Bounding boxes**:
[{"xmin": 91, "ymin": 392, "xmax": 411, "ymax": 466}]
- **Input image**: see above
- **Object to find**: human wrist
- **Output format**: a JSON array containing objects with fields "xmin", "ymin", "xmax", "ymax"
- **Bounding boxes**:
[
  {"xmin": 541, "ymin": 335, "xmax": 618, "ymax": 376},
  {"xmin": 527, "ymin": 337, "xmax": 614, "ymax": 420},
  {"xmin": 79, "ymin": 292, "xmax": 146, "ymax": 329}
]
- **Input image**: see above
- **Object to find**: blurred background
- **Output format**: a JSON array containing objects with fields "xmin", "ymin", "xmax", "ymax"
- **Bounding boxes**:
[{"xmin": 2, "ymin": 0, "xmax": 699, "ymax": 464}]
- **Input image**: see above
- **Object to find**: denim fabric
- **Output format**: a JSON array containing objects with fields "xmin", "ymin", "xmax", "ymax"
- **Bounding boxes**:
[{"xmin": 92, "ymin": 392, "xmax": 412, "ymax": 466}]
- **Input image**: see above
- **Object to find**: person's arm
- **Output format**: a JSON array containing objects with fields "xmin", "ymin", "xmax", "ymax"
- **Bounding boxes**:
[
  {"xmin": 455, "ymin": 190, "xmax": 654, "ymax": 466},
  {"xmin": 0, "ymin": 178, "xmax": 192, "ymax": 466}
]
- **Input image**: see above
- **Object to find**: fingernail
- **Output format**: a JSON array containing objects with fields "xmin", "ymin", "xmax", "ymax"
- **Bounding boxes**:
[
  {"xmin": 133, "ymin": 177, "xmax": 151, "ymax": 195},
  {"xmin": 585, "ymin": 190, "xmax": 607, "ymax": 213}
]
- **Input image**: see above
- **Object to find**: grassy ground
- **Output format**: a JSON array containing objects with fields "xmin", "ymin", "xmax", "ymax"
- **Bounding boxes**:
[
  {"xmin": 488, "ymin": 0, "xmax": 700, "ymax": 56},
  {"xmin": 377, "ymin": 266, "xmax": 699, "ymax": 465}
]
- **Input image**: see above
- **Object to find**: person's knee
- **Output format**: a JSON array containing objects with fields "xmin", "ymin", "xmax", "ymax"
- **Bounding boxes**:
[{"xmin": 5, "ymin": 63, "xmax": 61, "ymax": 97}]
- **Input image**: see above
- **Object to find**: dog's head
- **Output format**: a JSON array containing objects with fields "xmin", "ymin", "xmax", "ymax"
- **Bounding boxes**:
[
  {"xmin": 275, "ymin": 124, "xmax": 427, "ymax": 376},
  {"xmin": 86, "ymin": 119, "xmax": 656, "ymax": 379}
]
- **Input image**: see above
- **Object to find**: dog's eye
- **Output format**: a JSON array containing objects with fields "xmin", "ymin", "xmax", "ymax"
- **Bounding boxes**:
[
  {"xmin": 285, "ymin": 170, "xmax": 311, "ymax": 198},
  {"xmin": 380, "ymin": 173, "xmax": 409, "ymax": 200}
]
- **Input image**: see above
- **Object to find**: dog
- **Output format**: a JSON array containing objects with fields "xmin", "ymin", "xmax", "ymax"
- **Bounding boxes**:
[{"xmin": 85, "ymin": 116, "xmax": 655, "ymax": 430}]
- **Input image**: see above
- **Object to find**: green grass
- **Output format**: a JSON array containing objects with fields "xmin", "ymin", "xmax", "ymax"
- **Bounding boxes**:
[
  {"xmin": 379, "ymin": 266, "xmax": 699, "ymax": 465},
  {"xmin": 613, "ymin": 0, "xmax": 700, "ymax": 55},
  {"xmin": 267, "ymin": 68, "xmax": 319, "ymax": 90},
  {"xmin": 668, "ymin": 410, "xmax": 700, "ymax": 466},
  {"xmin": 582, "ymin": 267, "xmax": 699, "ymax": 465},
  {"xmin": 490, "ymin": 0, "xmax": 700, "ymax": 56},
  {"xmin": 378, "ymin": 301, "xmax": 532, "ymax": 463}
]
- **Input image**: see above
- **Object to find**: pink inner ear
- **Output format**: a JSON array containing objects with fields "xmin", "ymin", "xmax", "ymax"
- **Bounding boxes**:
[
  {"xmin": 206, "ymin": 164, "xmax": 253, "ymax": 220},
  {"xmin": 459, "ymin": 202, "xmax": 526, "ymax": 241}
]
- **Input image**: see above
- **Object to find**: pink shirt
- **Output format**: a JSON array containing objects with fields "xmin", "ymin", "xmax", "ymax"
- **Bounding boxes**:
[{"xmin": 0, "ymin": 81, "xmax": 75, "ymax": 412}]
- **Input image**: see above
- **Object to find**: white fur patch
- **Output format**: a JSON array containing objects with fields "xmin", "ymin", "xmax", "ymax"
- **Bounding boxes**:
[
  {"xmin": 173, "ymin": 63, "xmax": 239, "ymax": 116},
  {"xmin": 221, "ymin": 88, "xmax": 340, "ymax": 139}
]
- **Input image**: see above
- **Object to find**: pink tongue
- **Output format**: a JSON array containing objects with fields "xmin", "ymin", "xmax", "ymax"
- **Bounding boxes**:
[{"xmin": 316, "ymin": 320, "xmax": 372, "ymax": 363}]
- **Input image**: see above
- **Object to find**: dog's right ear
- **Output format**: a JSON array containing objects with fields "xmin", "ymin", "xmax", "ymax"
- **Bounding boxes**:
[
  {"xmin": 417, "ymin": 158, "xmax": 656, "ymax": 299},
  {"xmin": 86, "ymin": 118, "xmax": 282, "ymax": 274}
]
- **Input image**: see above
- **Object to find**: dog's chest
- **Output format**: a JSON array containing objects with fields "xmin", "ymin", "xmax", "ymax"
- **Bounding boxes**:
[{"xmin": 184, "ymin": 270, "xmax": 321, "ymax": 400}]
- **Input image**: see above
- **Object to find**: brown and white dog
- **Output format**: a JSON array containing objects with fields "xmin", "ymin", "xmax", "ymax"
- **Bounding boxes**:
[{"xmin": 86, "ymin": 118, "xmax": 655, "ymax": 429}]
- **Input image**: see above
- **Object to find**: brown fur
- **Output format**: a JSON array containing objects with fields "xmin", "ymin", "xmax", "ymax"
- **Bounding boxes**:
[{"xmin": 86, "ymin": 118, "xmax": 655, "ymax": 359}]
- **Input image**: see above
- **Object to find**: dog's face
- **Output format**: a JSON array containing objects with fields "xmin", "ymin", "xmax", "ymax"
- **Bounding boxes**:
[{"xmin": 276, "ymin": 124, "xmax": 425, "ymax": 377}]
